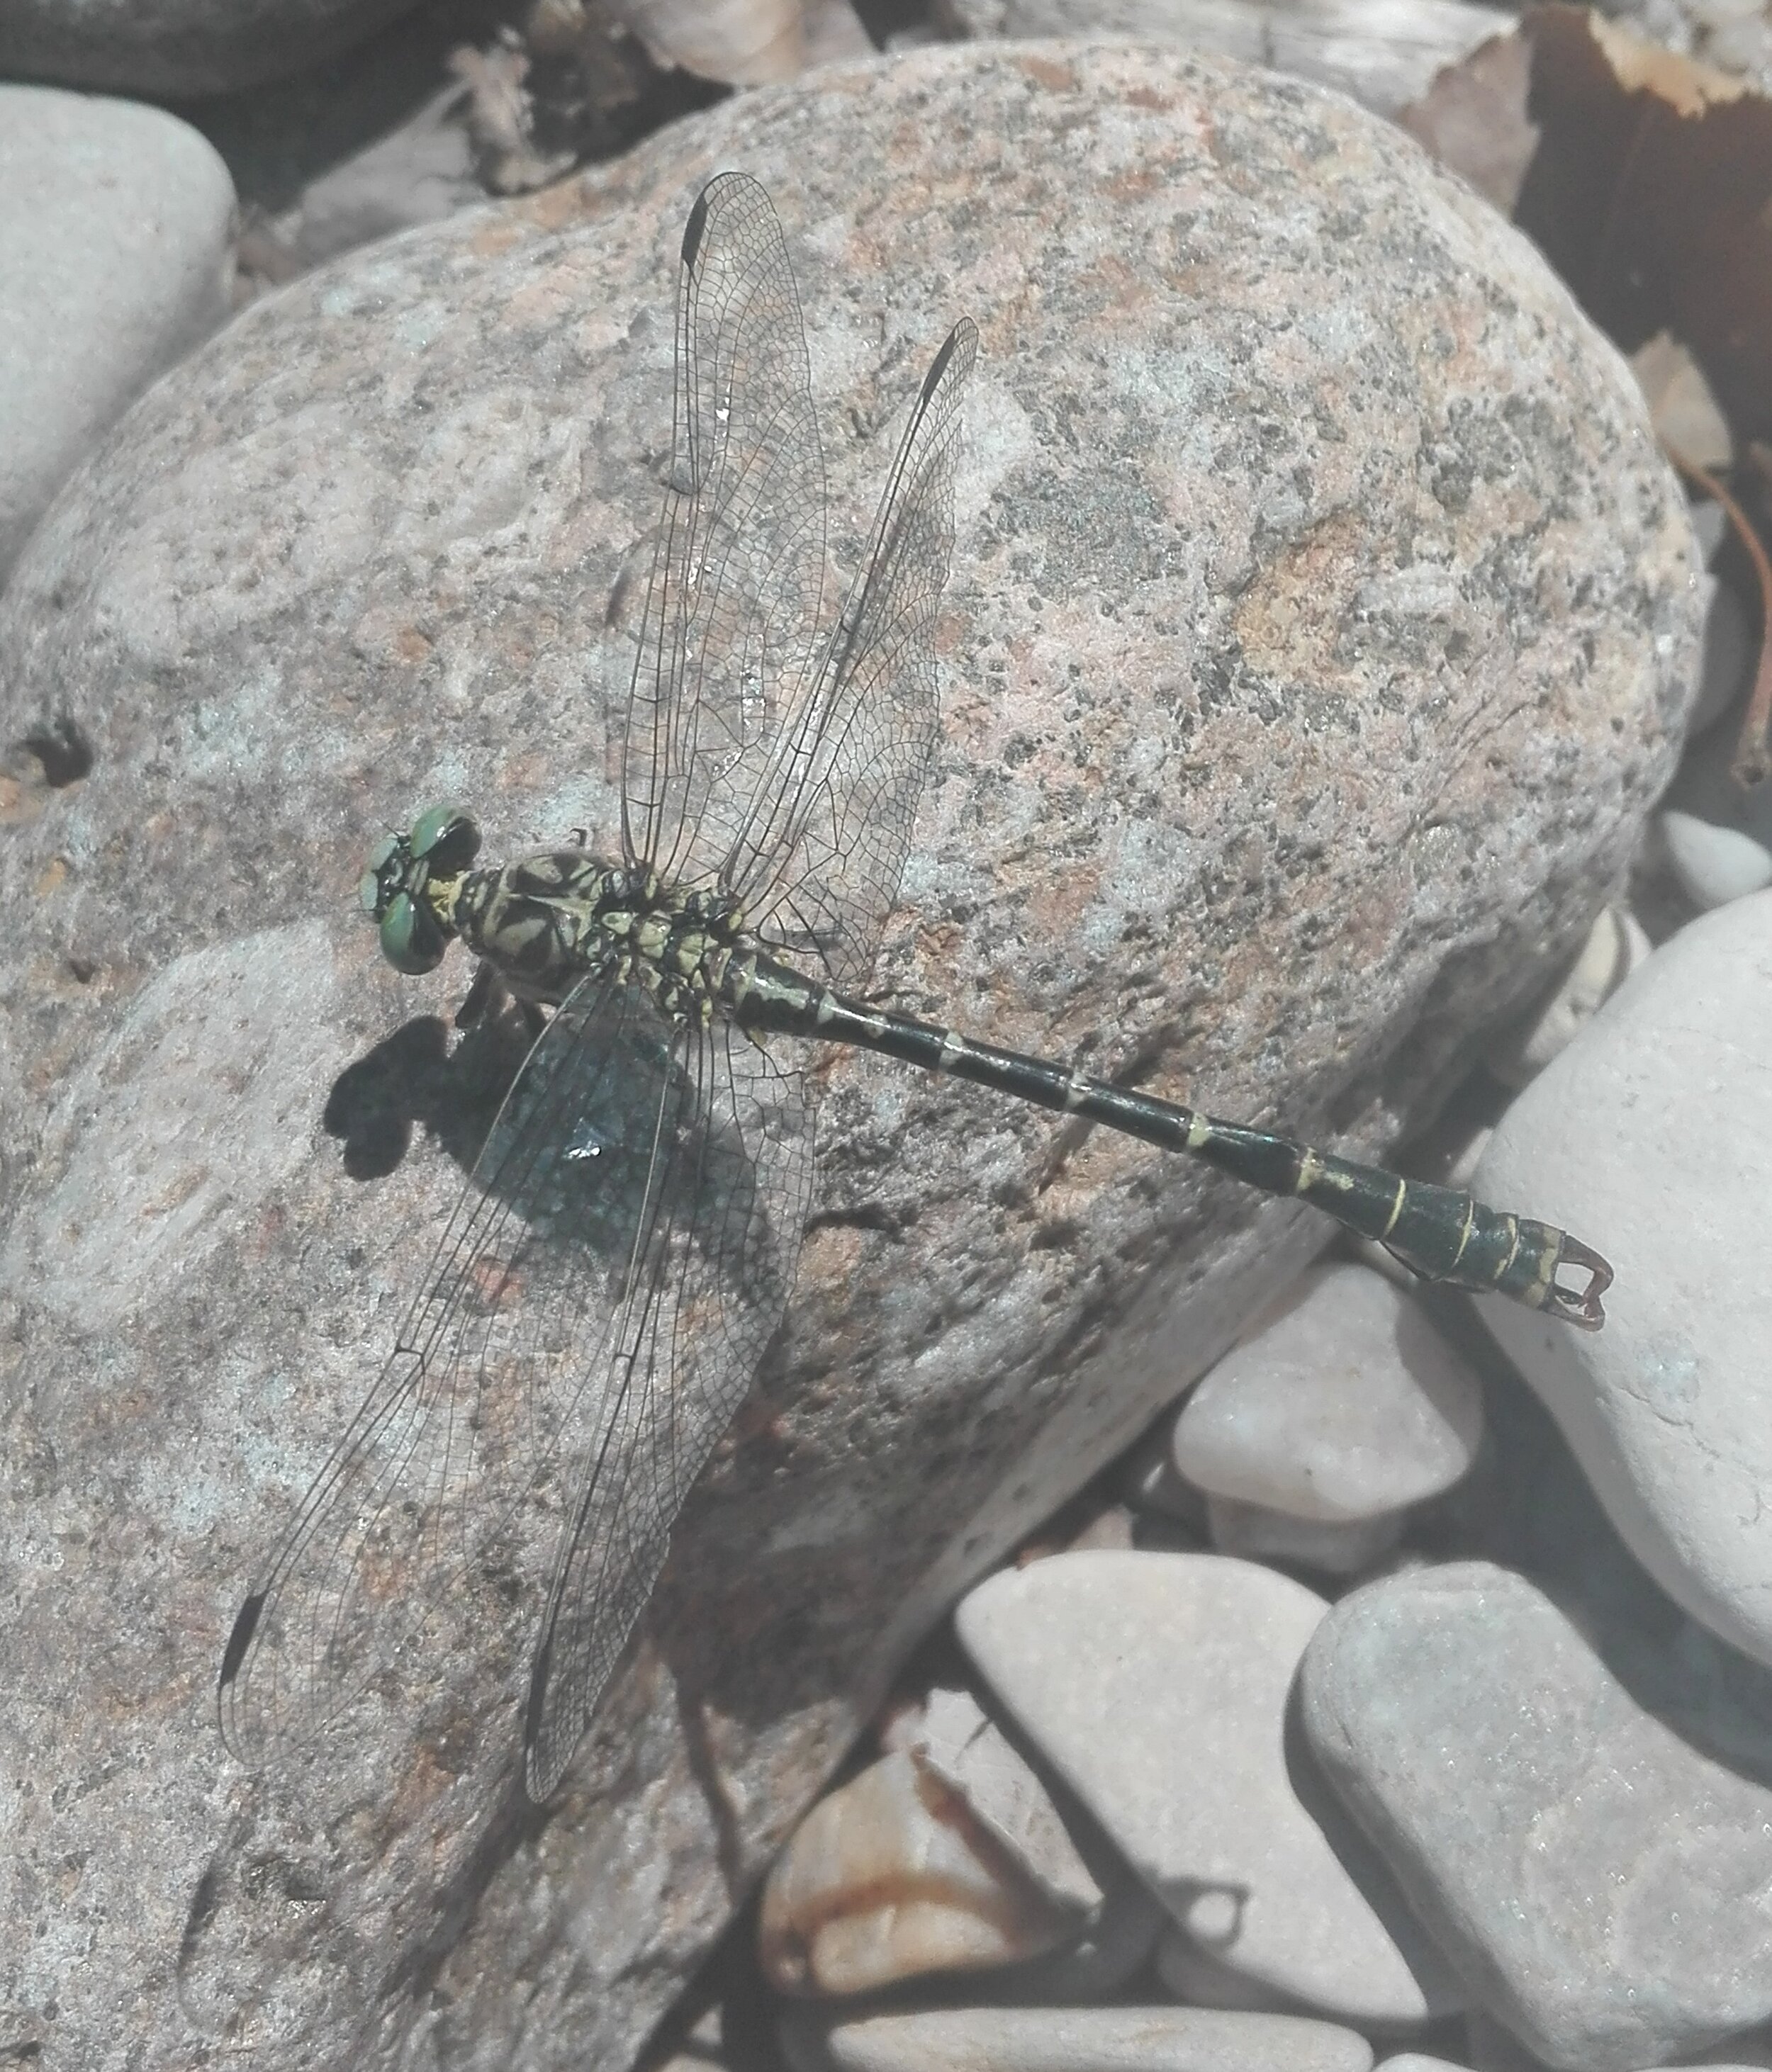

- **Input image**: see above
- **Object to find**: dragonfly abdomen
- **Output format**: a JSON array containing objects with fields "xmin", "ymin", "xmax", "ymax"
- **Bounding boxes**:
[{"xmin": 729, "ymin": 960, "xmax": 1608, "ymax": 1327}]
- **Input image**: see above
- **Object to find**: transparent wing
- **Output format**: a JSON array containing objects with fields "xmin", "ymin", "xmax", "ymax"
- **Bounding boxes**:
[
  {"xmin": 621, "ymin": 171, "xmax": 829, "ymax": 893},
  {"xmin": 218, "ymin": 975, "xmax": 691, "ymax": 1766},
  {"xmin": 523, "ymin": 1017, "xmax": 813, "ymax": 1799},
  {"xmin": 727, "ymin": 318, "xmax": 979, "ymax": 989}
]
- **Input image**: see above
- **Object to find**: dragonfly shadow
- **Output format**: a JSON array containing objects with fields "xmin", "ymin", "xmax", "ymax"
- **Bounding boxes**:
[
  {"xmin": 322, "ymin": 997, "xmax": 537, "ymax": 1184},
  {"xmin": 376, "ymin": 1762, "xmax": 552, "ymax": 2010}
]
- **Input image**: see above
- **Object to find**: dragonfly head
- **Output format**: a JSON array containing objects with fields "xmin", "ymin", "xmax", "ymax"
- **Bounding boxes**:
[{"xmin": 359, "ymin": 804, "xmax": 481, "ymax": 974}]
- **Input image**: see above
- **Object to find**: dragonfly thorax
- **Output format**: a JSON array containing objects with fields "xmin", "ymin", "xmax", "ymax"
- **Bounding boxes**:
[{"xmin": 452, "ymin": 848, "xmax": 752, "ymax": 1023}]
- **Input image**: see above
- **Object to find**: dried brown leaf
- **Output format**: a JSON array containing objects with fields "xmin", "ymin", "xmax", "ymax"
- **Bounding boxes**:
[
  {"xmin": 1586, "ymin": 12, "xmax": 1745, "ymax": 115},
  {"xmin": 1514, "ymin": 4, "xmax": 1772, "ymax": 449},
  {"xmin": 1399, "ymin": 27, "xmax": 1540, "ymax": 213},
  {"xmin": 1671, "ymin": 447, "xmax": 1772, "ymax": 788},
  {"xmin": 1632, "ymin": 330, "xmax": 1733, "ymax": 471},
  {"xmin": 448, "ymin": 38, "xmax": 575, "ymax": 195}
]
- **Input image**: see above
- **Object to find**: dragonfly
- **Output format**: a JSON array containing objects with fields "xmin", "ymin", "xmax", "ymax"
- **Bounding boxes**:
[{"xmin": 219, "ymin": 171, "xmax": 1613, "ymax": 1805}]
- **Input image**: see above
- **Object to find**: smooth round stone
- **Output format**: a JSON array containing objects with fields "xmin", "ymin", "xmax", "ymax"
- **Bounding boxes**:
[
  {"xmin": 955, "ymin": 1550, "xmax": 1457, "ymax": 2023},
  {"xmin": 1487, "ymin": 905, "xmax": 1651, "ymax": 1088},
  {"xmin": 1653, "ymin": 2057, "xmax": 1772, "ymax": 2071},
  {"xmin": 1375, "ymin": 2057, "xmax": 1474, "ymax": 2071},
  {"xmin": 1065, "ymin": 1500, "xmax": 1140, "ymax": 1553},
  {"xmin": 982, "ymin": 1874, "xmax": 1168, "ymax": 2005},
  {"xmin": 1660, "ymin": 724, "xmax": 1772, "ymax": 908},
  {"xmin": 1172, "ymin": 1263, "xmax": 1484, "ymax": 1524},
  {"xmin": 1430, "ymin": 2014, "xmax": 1532, "ymax": 2071},
  {"xmin": 651, "ymin": 2008, "xmax": 726, "ymax": 2072},
  {"xmin": 781, "ymin": 2005, "xmax": 1376, "ymax": 2072},
  {"xmin": 1301, "ymin": 1562, "xmax": 1772, "ymax": 2069},
  {"xmin": 758, "ymin": 1743, "xmax": 1085, "ymax": 1993},
  {"xmin": 1155, "ymin": 1924, "xmax": 1298, "ymax": 2010},
  {"xmin": 1476, "ymin": 890, "xmax": 1772, "ymax": 1672},
  {"xmin": 1465, "ymin": 2007, "xmax": 1772, "ymax": 2071},
  {"xmin": 893, "ymin": 1687, "xmax": 1104, "ymax": 1916},
  {"xmin": 948, "ymin": 0, "xmax": 1507, "ymax": 116},
  {"xmin": 0, "ymin": 84, "xmax": 233, "ymax": 580},
  {"xmin": 626, "ymin": 0, "xmax": 807, "ymax": 84},
  {"xmin": 1690, "ymin": 500, "xmax": 1729, "ymax": 561},
  {"xmin": 845, "ymin": 1677, "xmax": 1160, "ymax": 2008},
  {"xmin": 1660, "ymin": 808, "xmax": 1772, "ymax": 908},
  {"xmin": 1205, "ymin": 1497, "xmax": 1403, "ymax": 1577},
  {"xmin": 276, "ymin": 84, "xmax": 482, "ymax": 269}
]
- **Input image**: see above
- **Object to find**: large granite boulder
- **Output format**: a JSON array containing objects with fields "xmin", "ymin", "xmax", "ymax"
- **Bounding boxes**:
[{"xmin": 0, "ymin": 40, "xmax": 1697, "ymax": 2072}]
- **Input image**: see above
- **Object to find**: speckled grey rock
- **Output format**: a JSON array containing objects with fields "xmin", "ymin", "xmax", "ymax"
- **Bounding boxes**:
[
  {"xmin": 1465, "ymin": 2015, "xmax": 1772, "ymax": 2072},
  {"xmin": 0, "ymin": 85, "xmax": 234, "ymax": 581},
  {"xmin": 1172, "ymin": 1262, "xmax": 1484, "ymax": 1524},
  {"xmin": 955, "ymin": 1551, "xmax": 1459, "ymax": 2022},
  {"xmin": 0, "ymin": 0, "xmax": 420, "ymax": 96},
  {"xmin": 0, "ymin": 40, "xmax": 1697, "ymax": 2072},
  {"xmin": 1477, "ymin": 892, "xmax": 1772, "ymax": 1672},
  {"xmin": 1301, "ymin": 1563, "xmax": 1772, "ymax": 2071},
  {"xmin": 781, "ymin": 2003, "xmax": 1376, "ymax": 2072}
]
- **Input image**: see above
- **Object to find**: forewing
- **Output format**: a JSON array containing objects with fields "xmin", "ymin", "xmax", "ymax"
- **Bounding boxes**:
[
  {"xmin": 522, "ymin": 1018, "xmax": 813, "ymax": 1799},
  {"xmin": 729, "ymin": 319, "xmax": 979, "ymax": 989},
  {"xmin": 621, "ymin": 171, "xmax": 828, "ymax": 891},
  {"xmin": 218, "ymin": 975, "xmax": 681, "ymax": 1768}
]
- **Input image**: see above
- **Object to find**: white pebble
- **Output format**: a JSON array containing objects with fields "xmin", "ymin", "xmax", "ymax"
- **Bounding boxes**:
[
  {"xmin": 1659, "ymin": 725, "xmax": 1772, "ymax": 910},
  {"xmin": 955, "ymin": 1550, "xmax": 1459, "ymax": 2024},
  {"xmin": 781, "ymin": 2004, "xmax": 1377, "ymax": 2072},
  {"xmin": 1303, "ymin": 1562, "xmax": 1772, "ymax": 2067},
  {"xmin": 1206, "ymin": 1497, "xmax": 1404, "ymax": 1575},
  {"xmin": 1172, "ymin": 1263, "xmax": 1484, "ymax": 1523},
  {"xmin": 0, "ymin": 84, "xmax": 233, "ymax": 579},
  {"xmin": 1477, "ymin": 889, "xmax": 1772, "ymax": 1672},
  {"xmin": 1661, "ymin": 809, "xmax": 1772, "ymax": 908}
]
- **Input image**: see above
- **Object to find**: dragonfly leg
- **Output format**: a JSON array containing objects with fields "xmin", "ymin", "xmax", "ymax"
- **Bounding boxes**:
[{"xmin": 454, "ymin": 959, "xmax": 502, "ymax": 1030}]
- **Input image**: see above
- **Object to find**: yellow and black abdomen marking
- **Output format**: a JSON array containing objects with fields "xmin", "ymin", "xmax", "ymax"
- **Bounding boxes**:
[{"xmin": 727, "ymin": 949, "xmax": 1610, "ymax": 1329}]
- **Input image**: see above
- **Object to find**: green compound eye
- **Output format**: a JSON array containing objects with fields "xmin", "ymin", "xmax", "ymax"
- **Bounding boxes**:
[
  {"xmin": 409, "ymin": 804, "xmax": 480, "ymax": 875},
  {"xmin": 377, "ymin": 891, "xmax": 446, "ymax": 975},
  {"xmin": 359, "ymin": 831, "xmax": 405, "ymax": 918}
]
